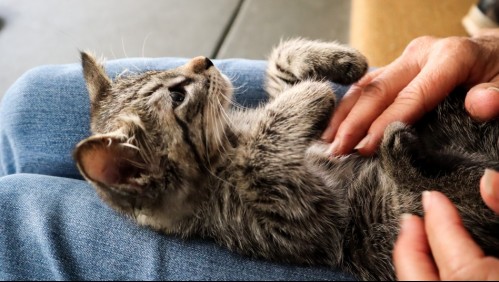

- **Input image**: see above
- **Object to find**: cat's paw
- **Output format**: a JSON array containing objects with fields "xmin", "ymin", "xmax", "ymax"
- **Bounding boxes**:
[
  {"xmin": 268, "ymin": 38, "xmax": 368, "ymax": 85},
  {"xmin": 380, "ymin": 122, "xmax": 419, "ymax": 157}
]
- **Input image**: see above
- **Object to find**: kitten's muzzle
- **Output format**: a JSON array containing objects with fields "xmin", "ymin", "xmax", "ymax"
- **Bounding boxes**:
[
  {"xmin": 187, "ymin": 56, "xmax": 214, "ymax": 74},
  {"xmin": 204, "ymin": 57, "xmax": 214, "ymax": 68}
]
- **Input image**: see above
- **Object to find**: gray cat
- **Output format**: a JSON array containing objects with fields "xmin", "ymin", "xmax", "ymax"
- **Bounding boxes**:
[{"xmin": 74, "ymin": 38, "xmax": 499, "ymax": 280}]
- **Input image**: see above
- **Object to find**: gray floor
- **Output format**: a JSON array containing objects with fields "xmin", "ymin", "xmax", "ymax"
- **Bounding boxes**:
[{"xmin": 0, "ymin": 0, "xmax": 350, "ymax": 100}]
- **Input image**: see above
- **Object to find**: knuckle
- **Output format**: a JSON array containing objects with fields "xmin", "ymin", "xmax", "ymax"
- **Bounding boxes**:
[
  {"xmin": 434, "ymin": 36, "xmax": 477, "ymax": 57},
  {"xmin": 362, "ymin": 79, "xmax": 393, "ymax": 108},
  {"xmin": 363, "ymin": 79, "xmax": 386, "ymax": 97},
  {"xmin": 395, "ymin": 90, "xmax": 428, "ymax": 117},
  {"xmin": 357, "ymin": 68, "xmax": 381, "ymax": 85},
  {"xmin": 404, "ymin": 36, "xmax": 437, "ymax": 55}
]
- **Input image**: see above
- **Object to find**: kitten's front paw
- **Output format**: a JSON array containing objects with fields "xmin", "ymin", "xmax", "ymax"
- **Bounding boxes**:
[{"xmin": 268, "ymin": 38, "xmax": 368, "ymax": 85}]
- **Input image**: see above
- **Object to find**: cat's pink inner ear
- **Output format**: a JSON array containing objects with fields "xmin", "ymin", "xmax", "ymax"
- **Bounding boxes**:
[{"xmin": 79, "ymin": 140, "xmax": 122, "ymax": 186}]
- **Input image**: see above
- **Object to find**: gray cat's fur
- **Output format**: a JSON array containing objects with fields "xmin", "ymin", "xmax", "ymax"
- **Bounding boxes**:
[{"xmin": 74, "ymin": 38, "xmax": 499, "ymax": 280}]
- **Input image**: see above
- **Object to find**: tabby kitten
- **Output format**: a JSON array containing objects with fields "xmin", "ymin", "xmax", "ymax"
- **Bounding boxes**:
[{"xmin": 74, "ymin": 38, "xmax": 499, "ymax": 280}]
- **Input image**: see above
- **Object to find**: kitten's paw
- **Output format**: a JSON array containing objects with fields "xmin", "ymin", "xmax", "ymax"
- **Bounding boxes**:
[
  {"xmin": 380, "ymin": 122, "xmax": 418, "ymax": 156},
  {"xmin": 267, "ymin": 81, "xmax": 336, "ymax": 139},
  {"xmin": 268, "ymin": 38, "xmax": 368, "ymax": 85},
  {"xmin": 379, "ymin": 121, "xmax": 424, "ymax": 178}
]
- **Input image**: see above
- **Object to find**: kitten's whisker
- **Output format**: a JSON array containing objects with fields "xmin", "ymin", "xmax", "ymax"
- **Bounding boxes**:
[
  {"xmin": 214, "ymin": 79, "xmax": 228, "ymax": 153},
  {"xmin": 214, "ymin": 102, "xmax": 226, "ymax": 155},
  {"xmin": 216, "ymin": 91, "xmax": 234, "ymax": 124},
  {"xmin": 109, "ymin": 46, "xmax": 135, "ymax": 77},
  {"xmin": 226, "ymin": 72, "xmax": 242, "ymax": 85},
  {"xmin": 208, "ymin": 96, "xmax": 217, "ymax": 155},
  {"xmin": 209, "ymin": 86, "xmax": 225, "ymax": 156},
  {"xmin": 120, "ymin": 36, "xmax": 143, "ymax": 72},
  {"xmin": 228, "ymin": 81, "xmax": 247, "ymax": 95},
  {"xmin": 209, "ymin": 79, "xmax": 229, "ymax": 156},
  {"xmin": 121, "ymin": 37, "xmax": 129, "ymax": 59},
  {"xmin": 141, "ymin": 32, "xmax": 153, "ymax": 58},
  {"xmin": 219, "ymin": 99, "xmax": 235, "ymax": 128},
  {"xmin": 216, "ymin": 97, "xmax": 233, "ymax": 156},
  {"xmin": 219, "ymin": 93, "xmax": 246, "ymax": 110}
]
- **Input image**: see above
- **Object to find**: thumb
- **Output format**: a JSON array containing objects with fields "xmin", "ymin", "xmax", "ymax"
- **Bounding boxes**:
[
  {"xmin": 465, "ymin": 75, "xmax": 499, "ymax": 121},
  {"xmin": 480, "ymin": 169, "xmax": 499, "ymax": 214}
]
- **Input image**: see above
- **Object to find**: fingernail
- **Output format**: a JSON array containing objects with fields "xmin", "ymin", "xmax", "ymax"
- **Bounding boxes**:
[
  {"xmin": 354, "ymin": 134, "xmax": 370, "ymax": 151},
  {"xmin": 487, "ymin": 86, "xmax": 499, "ymax": 92},
  {"xmin": 422, "ymin": 191, "xmax": 432, "ymax": 212},
  {"xmin": 483, "ymin": 169, "xmax": 497, "ymax": 200},
  {"xmin": 328, "ymin": 139, "xmax": 340, "ymax": 156}
]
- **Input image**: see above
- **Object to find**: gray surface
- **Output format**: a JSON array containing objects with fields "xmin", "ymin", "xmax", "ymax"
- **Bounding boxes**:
[
  {"xmin": 217, "ymin": 0, "xmax": 351, "ymax": 59},
  {"xmin": 0, "ymin": 0, "xmax": 240, "ymax": 97},
  {"xmin": 0, "ymin": 0, "xmax": 350, "ymax": 99}
]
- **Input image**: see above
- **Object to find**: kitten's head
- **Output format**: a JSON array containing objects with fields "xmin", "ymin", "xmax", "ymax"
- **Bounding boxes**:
[{"xmin": 74, "ymin": 53, "xmax": 233, "ymax": 230}]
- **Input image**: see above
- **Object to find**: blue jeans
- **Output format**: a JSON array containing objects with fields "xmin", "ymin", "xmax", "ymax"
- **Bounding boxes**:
[{"xmin": 0, "ymin": 57, "xmax": 355, "ymax": 280}]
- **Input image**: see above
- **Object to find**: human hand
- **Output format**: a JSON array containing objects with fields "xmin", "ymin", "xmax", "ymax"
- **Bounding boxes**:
[
  {"xmin": 393, "ymin": 169, "xmax": 499, "ymax": 280},
  {"xmin": 322, "ymin": 29, "xmax": 499, "ymax": 156}
]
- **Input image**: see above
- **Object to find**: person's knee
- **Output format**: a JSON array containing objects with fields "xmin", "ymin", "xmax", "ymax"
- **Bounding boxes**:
[
  {"xmin": 0, "ymin": 64, "xmax": 89, "ymax": 178},
  {"xmin": 0, "ymin": 173, "xmax": 88, "ymax": 191},
  {"xmin": 0, "ymin": 173, "xmax": 43, "ymax": 191}
]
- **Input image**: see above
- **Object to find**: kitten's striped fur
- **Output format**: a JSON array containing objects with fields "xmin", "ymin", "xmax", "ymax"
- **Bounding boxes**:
[{"xmin": 75, "ymin": 38, "xmax": 499, "ymax": 280}]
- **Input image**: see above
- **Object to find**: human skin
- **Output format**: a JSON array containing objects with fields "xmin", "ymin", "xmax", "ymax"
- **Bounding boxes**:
[
  {"xmin": 322, "ymin": 28, "xmax": 499, "ymax": 156},
  {"xmin": 321, "ymin": 28, "xmax": 499, "ymax": 280},
  {"xmin": 393, "ymin": 169, "xmax": 499, "ymax": 281}
]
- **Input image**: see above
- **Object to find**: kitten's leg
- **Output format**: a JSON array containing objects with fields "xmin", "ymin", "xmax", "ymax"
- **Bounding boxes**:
[
  {"xmin": 228, "ymin": 80, "xmax": 348, "ymax": 265},
  {"xmin": 265, "ymin": 38, "xmax": 368, "ymax": 100},
  {"xmin": 240, "ymin": 81, "xmax": 337, "ymax": 202},
  {"xmin": 262, "ymin": 80, "xmax": 336, "ymax": 141}
]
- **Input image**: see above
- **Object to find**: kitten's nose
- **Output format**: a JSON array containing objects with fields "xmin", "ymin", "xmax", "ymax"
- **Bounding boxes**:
[
  {"xmin": 204, "ymin": 57, "xmax": 214, "ymax": 68},
  {"xmin": 187, "ymin": 56, "xmax": 214, "ymax": 73}
]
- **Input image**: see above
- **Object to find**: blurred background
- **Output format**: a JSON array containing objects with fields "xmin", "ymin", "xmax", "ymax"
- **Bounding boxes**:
[
  {"xmin": 0, "ymin": 0, "xmax": 484, "ymax": 100},
  {"xmin": 0, "ymin": 0, "xmax": 350, "ymax": 98}
]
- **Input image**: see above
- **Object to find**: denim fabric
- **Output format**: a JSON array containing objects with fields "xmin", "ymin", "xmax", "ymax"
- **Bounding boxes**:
[{"xmin": 0, "ymin": 58, "xmax": 355, "ymax": 280}]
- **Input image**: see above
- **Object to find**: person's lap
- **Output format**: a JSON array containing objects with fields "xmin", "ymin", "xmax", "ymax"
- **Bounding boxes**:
[
  {"xmin": 0, "ymin": 57, "xmax": 354, "ymax": 280},
  {"xmin": 0, "ymin": 173, "xmax": 355, "ymax": 280}
]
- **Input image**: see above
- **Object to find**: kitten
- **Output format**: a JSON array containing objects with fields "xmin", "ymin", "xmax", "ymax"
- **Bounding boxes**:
[{"xmin": 74, "ymin": 38, "xmax": 499, "ymax": 280}]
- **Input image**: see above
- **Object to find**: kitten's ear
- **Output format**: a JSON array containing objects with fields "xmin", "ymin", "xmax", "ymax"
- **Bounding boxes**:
[
  {"xmin": 74, "ymin": 135, "xmax": 146, "ymax": 190},
  {"xmin": 81, "ymin": 52, "xmax": 111, "ymax": 103}
]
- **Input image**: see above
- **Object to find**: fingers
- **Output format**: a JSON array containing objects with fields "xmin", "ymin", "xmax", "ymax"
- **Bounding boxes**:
[
  {"xmin": 325, "ymin": 35, "xmax": 496, "ymax": 156},
  {"xmin": 422, "ymin": 191, "xmax": 485, "ymax": 279},
  {"xmin": 354, "ymin": 57, "xmax": 467, "ymax": 155},
  {"xmin": 397, "ymin": 190, "xmax": 499, "ymax": 281},
  {"xmin": 393, "ymin": 214, "xmax": 439, "ymax": 281},
  {"xmin": 480, "ymin": 169, "xmax": 499, "ymax": 214},
  {"xmin": 321, "ymin": 68, "xmax": 384, "ymax": 143},
  {"xmin": 465, "ymin": 76, "xmax": 499, "ymax": 121},
  {"xmin": 326, "ymin": 57, "xmax": 420, "ymax": 155},
  {"xmin": 326, "ymin": 36, "xmax": 470, "ymax": 156}
]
